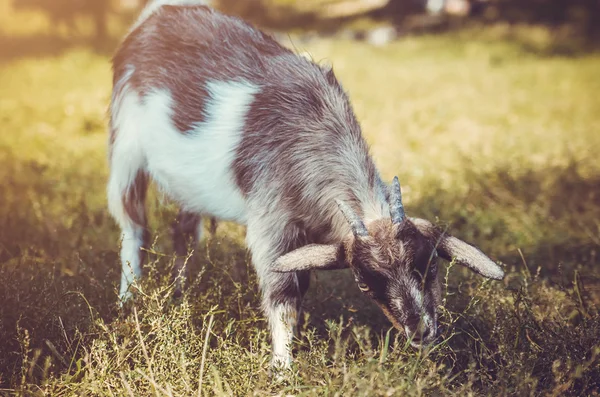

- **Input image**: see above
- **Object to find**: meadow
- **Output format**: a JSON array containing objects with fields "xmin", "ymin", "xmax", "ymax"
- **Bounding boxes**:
[{"xmin": 0, "ymin": 2, "xmax": 599, "ymax": 395}]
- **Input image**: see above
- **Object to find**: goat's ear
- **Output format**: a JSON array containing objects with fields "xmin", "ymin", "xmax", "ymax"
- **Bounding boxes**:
[
  {"xmin": 411, "ymin": 218, "xmax": 505, "ymax": 280},
  {"xmin": 272, "ymin": 244, "xmax": 347, "ymax": 272}
]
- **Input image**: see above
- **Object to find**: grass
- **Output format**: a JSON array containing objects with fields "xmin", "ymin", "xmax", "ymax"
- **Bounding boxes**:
[{"xmin": 1, "ymin": 3, "xmax": 600, "ymax": 396}]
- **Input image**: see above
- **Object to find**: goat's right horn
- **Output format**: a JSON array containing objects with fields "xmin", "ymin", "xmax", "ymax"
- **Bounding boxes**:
[
  {"xmin": 389, "ymin": 176, "xmax": 406, "ymax": 224},
  {"xmin": 336, "ymin": 199, "xmax": 368, "ymax": 237}
]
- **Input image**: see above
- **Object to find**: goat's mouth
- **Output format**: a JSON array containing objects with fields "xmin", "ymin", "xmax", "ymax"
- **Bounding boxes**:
[
  {"xmin": 408, "ymin": 336, "xmax": 431, "ymax": 348},
  {"xmin": 404, "ymin": 326, "xmax": 438, "ymax": 348},
  {"xmin": 378, "ymin": 305, "xmax": 438, "ymax": 346}
]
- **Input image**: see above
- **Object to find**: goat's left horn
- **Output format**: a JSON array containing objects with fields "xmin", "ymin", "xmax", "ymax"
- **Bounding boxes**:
[
  {"xmin": 335, "ymin": 199, "xmax": 368, "ymax": 237},
  {"xmin": 389, "ymin": 176, "xmax": 405, "ymax": 224}
]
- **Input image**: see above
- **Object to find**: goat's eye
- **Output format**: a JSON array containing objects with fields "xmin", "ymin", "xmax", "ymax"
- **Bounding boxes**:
[{"xmin": 357, "ymin": 282, "xmax": 370, "ymax": 292}]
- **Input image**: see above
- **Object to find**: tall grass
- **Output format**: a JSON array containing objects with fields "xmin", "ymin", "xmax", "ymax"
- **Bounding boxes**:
[{"xmin": 1, "ymin": 3, "xmax": 599, "ymax": 395}]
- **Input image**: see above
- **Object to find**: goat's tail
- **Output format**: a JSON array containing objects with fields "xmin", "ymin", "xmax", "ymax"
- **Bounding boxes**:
[{"xmin": 130, "ymin": 0, "xmax": 212, "ymax": 33}]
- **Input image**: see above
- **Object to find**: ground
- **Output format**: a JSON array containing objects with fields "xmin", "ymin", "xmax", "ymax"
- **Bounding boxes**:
[{"xmin": 0, "ymin": 2, "xmax": 600, "ymax": 396}]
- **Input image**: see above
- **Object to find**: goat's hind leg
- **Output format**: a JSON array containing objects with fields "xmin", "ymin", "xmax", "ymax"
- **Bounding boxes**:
[
  {"xmin": 107, "ymin": 152, "xmax": 149, "ymax": 301},
  {"xmin": 171, "ymin": 210, "xmax": 203, "ymax": 298}
]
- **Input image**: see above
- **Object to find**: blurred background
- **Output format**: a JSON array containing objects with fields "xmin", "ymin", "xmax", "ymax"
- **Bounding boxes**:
[
  {"xmin": 1, "ymin": 0, "xmax": 600, "ymax": 54},
  {"xmin": 0, "ymin": 0, "xmax": 599, "ymax": 394}
]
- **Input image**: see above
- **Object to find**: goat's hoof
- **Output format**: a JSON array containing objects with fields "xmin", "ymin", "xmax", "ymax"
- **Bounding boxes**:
[
  {"xmin": 119, "ymin": 291, "xmax": 133, "ymax": 306},
  {"xmin": 269, "ymin": 355, "xmax": 293, "ymax": 382}
]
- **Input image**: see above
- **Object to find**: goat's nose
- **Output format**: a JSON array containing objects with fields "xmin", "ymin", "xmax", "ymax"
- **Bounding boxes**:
[
  {"xmin": 405, "ymin": 316, "xmax": 435, "ymax": 345},
  {"xmin": 412, "ymin": 323, "xmax": 429, "ymax": 340},
  {"xmin": 420, "ymin": 326, "xmax": 431, "ymax": 339}
]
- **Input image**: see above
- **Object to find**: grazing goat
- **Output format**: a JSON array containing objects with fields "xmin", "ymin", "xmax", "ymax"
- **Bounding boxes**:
[{"xmin": 107, "ymin": 0, "xmax": 504, "ymax": 369}]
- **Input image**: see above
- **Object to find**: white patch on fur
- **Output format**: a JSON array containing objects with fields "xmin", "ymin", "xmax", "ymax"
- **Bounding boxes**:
[
  {"xmin": 422, "ymin": 312, "xmax": 433, "ymax": 329},
  {"xmin": 408, "ymin": 285, "xmax": 434, "ymax": 330},
  {"xmin": 141, "ymin": 80, "xmax": 257, "ymax": 223},
  {"xmin": 410, "ymin": 284, "xmax": 424, "ymax": 308},
  {"xmin": 108, "ymin": 73, "xmax": 145, "ymax": 228},
  {"xmin": 395, "ymin": 285, "xmax": 435, "ymax": 345},
  {"xmin": 118, "ymin": 228, "xmax": 145, "ymax": 299},
  {"xmin": 130, "ymin": 0, "xmax": 211, "ymax": 33},
  {"xmin": 108, "ymin": 78, "xmax": 256, "ymax": 299},
  {"xmin": 268, "ymin": 304, "xmax": 296, "ymax": 369}
]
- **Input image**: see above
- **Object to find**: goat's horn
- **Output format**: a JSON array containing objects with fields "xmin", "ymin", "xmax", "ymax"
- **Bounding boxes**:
[
  {"xmin": 389, "ymin": 176, "xmax": 405, "ymax": 224},
  {"xmin": 335, "ymin": 199, "xmax": 368, "ymax": 237}
]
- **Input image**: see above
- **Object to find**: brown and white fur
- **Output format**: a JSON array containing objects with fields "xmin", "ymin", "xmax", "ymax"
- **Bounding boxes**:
[{"xmin": 107, "ymin": 0, "xmax": 504, "ymax": 369}]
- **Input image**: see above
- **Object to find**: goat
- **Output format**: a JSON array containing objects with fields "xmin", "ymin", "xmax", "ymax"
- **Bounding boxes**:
[{"xmin": 107, "ymin": 0, "xmax": 505, "ymax": 369}]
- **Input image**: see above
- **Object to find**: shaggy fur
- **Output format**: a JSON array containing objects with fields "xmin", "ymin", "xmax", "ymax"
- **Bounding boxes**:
[{"xmin": 107, "ymin": 0, "xmax": 504, "ymax": 369}]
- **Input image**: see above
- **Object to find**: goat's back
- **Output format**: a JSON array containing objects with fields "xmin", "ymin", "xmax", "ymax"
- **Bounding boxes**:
[{"xmin": 109, "ymin": 4, "xmax": 380, "ymax": 234}]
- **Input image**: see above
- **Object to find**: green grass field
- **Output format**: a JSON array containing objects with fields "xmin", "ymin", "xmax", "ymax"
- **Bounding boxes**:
[{"xmin": 1, "ymin": 3, "xmax": 600, "ymax": 395}]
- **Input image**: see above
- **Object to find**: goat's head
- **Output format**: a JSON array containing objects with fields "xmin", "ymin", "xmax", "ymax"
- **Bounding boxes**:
[{"xmin": 273, "ymin": 177, "xmax": 504, "ymax": 347}]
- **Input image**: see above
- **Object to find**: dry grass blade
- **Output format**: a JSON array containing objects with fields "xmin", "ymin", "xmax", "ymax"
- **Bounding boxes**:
[
  {"xmin": 119, "ymin": 371, "xmax": 136, "ymax": 397},
  {"xmin": 197, "ymin": 314, "xmax": 215, "ymax": 397},
  {"xmin": 133, "ymin": 307, "xmax": 159, "ymax": 397}
]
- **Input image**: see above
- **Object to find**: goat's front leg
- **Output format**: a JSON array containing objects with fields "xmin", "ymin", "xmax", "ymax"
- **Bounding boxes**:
[
  {"xmin": 261, "ymin": 271, "xmax": 303, "ymax": 369},
  {"xmin": 246, "ymin": 225, "xmax": 306, "ymax": 369},
  {"xmin": 171, "ymin": 210, "xmax": 202, "ymax": 298}
]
